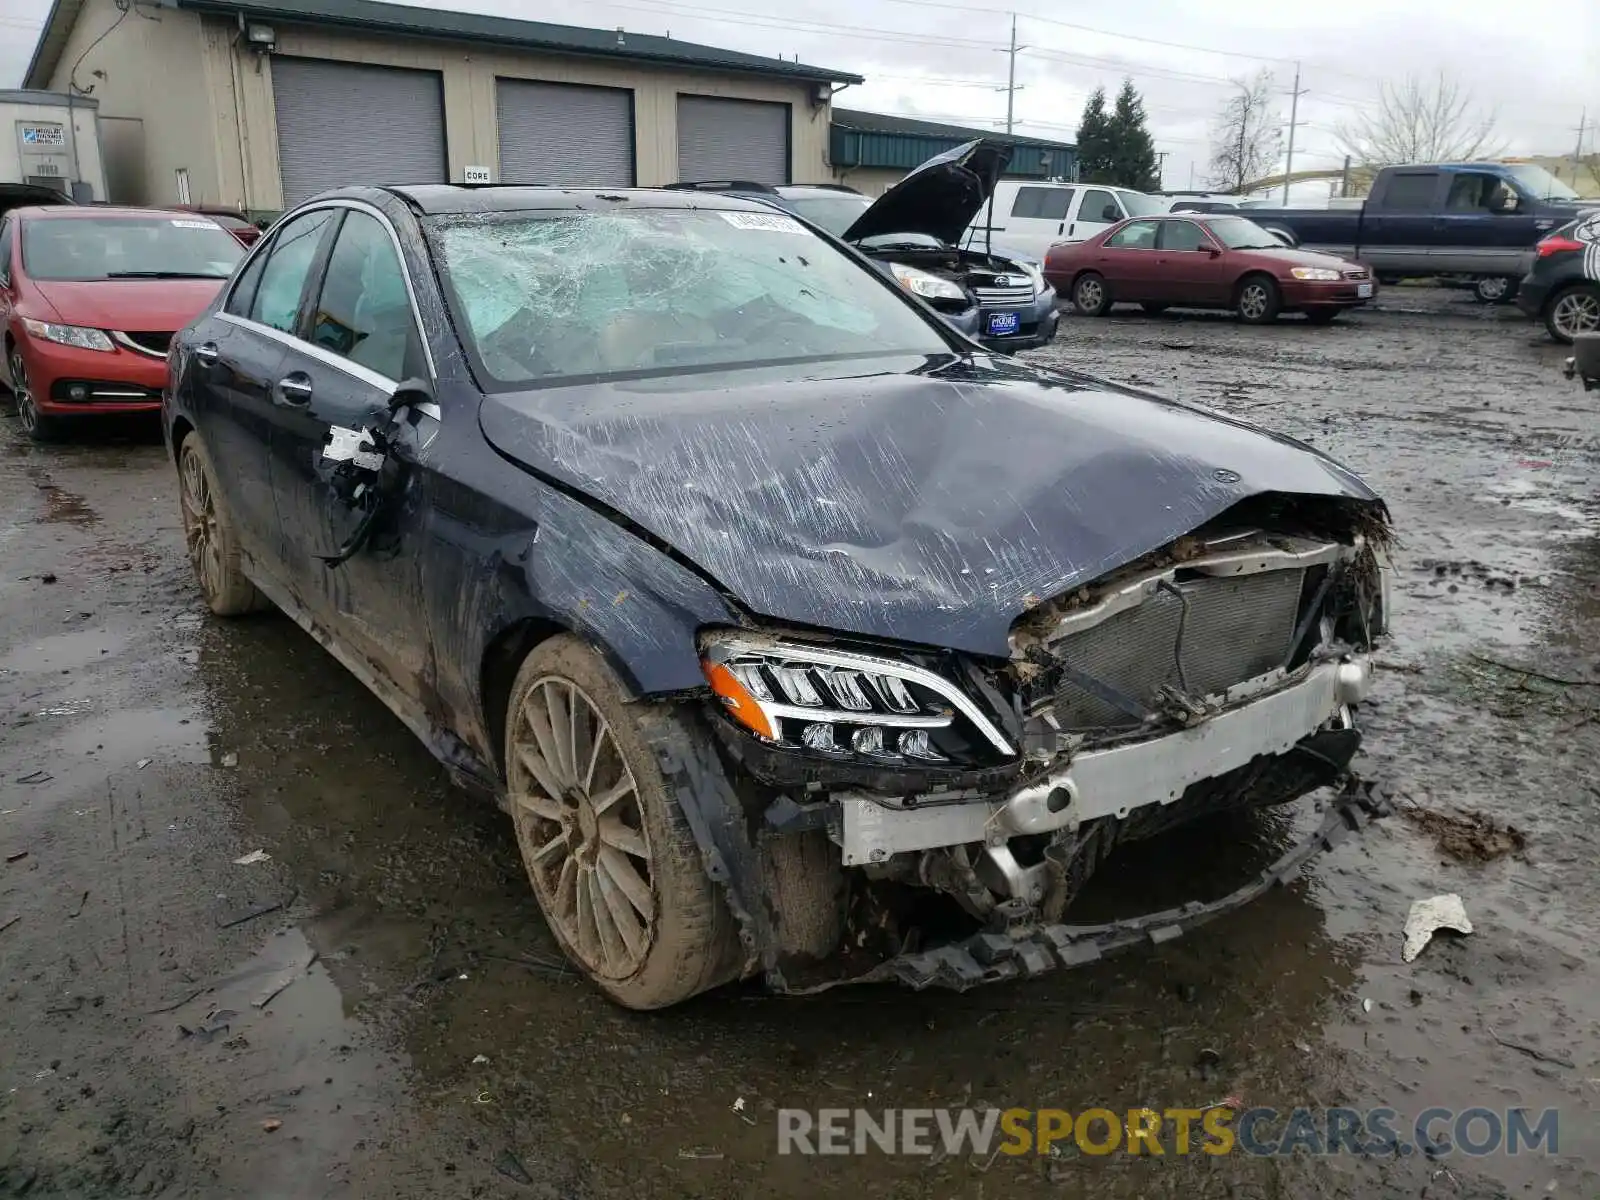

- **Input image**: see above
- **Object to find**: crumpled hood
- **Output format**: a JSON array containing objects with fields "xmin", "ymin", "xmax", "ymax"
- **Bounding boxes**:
[
  {"xmin": 479, "ymin": 356, "xmax": 1379, "ymax": 659},
  {"xmin": 842, "ymin": 139, "xmax": 1012, "ymax": 246},
  {"xmin": 30, "ymin": 278, "xmax": 226, "ymax": 332}
]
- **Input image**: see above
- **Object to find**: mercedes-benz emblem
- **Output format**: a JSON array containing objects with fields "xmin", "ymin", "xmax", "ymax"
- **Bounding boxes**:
[{"xmin": 1213, "ymin": 468, "xmax": 1242, "ymax": 484}]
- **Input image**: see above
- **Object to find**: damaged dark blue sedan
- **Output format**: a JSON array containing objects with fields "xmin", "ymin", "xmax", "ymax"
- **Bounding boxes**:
[{"xmin": 164, "ymin": 184, "xmax": 1393, "ymax": 1009}]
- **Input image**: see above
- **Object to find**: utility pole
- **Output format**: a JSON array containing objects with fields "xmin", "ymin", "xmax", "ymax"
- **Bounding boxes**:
[
  {"xmin": 1574, "ymin": 108, "xmax": 1588, "ymax": 187},
  {"xmin": 1280, "ymin": 62, "xmax": 1307, "ymax": 205},
  {"xmin": 1235, "ymin": 85, "xmax": 1248, "ymax": 194},
  {"xmin": 994, "ymin": 13, "xmax": 1027, "ymax": 136},
  {"xmin": 1155, "ymin": 150, "xmax": 1168, "ymax": 188}
]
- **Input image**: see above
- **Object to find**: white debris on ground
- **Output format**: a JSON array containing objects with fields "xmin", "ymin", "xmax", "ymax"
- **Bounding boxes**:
[{"xmin": 1402, "ymin": 893, "xmax": 1474, "ymax": 962}]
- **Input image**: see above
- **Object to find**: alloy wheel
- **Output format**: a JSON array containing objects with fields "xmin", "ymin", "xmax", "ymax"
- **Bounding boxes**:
[
  {"xmin": 179, "ymin": 447, "xmax": 225, "ymax": 602},
  {"xmin": 508, "ymin": 676, "xmax": 656, "ymax": 979},
  {"xmin": 1551, "ymin": 290, "xmax": 1600, "ymax": 340},
  {"xmin": 1076, "ymin": 278, "xmax": 1103, "ymax": 310},
  {"xmin": 1476, "ymin": 276, "xmax": 1509, "ymax": 302},
  {"xmin": 1239, "ymin": 284, "xmax": 1270, "ymax": 321},
  {"xmin": 8, "ymin": 352, "xmax": 38, "ymax": 435}
]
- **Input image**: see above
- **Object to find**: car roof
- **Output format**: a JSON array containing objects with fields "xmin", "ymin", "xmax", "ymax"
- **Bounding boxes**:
[
  {"xmin": 382, "ymin": 184, "xmax": 784, "ymax": 217},
  {"xmin": 18, "ymin": 205, "xmax": 220, "ymax": 221}
]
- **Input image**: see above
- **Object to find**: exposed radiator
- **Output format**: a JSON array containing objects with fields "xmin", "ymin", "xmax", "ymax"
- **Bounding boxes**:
[{"xmin": 1050, "ymin": 568, "xmax": 1305, "ymax": 731}]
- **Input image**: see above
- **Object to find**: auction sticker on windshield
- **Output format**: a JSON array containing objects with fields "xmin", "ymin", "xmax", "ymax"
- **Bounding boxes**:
[{"xmin": 719, "ymin": 211, "xmax": 809, "ymax": 234}]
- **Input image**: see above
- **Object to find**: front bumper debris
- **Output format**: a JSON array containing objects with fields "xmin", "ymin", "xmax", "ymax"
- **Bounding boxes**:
[{"xmin": 790, "ymin": 777, "xmax": 1391, "ymax": 993}]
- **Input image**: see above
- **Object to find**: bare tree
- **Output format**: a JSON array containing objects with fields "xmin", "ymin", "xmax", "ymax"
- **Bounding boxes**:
[
  {"xmin": 1336, "ymin": 72, "xmax": 1500, "ymax": 166},
  {"xmin": 1208, "ymin": 70, "xmax": 1281, "ymax": 194}
]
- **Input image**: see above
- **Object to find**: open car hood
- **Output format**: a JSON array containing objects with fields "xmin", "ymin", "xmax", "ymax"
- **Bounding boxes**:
[
  {"xmin": 478, "ymin": 356, "xmax": 1381, "ymax": 660},
  {"xmin": 841, "ymin": 139, "xmax": 1013, "ymax": 246}
]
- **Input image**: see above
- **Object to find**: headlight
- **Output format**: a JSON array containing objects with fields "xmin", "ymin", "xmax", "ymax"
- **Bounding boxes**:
[
  {"xmin": 889, "ymin": 262, "xmax": 967, "ymax": 302},
  {"xmin": 1014, "ymin": 261, "xmax": 1046, "ymax": 293},
  {"xmin": 22, "ymin": 318, "xmax": 115, "ymax": 352},
  {"xmin": 700, "ymin": 635, "xmax": 1015, "ymax": 764},
  {"xmin": 1290, "ymin": 268, "xmax": 1341, "ymax": 282}
]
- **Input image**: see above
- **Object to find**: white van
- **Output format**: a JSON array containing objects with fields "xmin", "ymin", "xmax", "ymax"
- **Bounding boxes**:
[{"xmin": 962, "ymin": 181, "xmax": 1166, "ymax": 259}]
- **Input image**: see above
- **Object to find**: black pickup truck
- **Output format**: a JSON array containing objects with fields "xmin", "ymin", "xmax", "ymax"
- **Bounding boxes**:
[{"xmin": 1246, "ymin": 162, "xmax": 1589, "ymax": 302}]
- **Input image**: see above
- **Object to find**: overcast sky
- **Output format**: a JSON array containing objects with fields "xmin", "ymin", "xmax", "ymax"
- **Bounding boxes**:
[{"xmin": 3, "ymin": 0, "xmax": 1594, "ymax": 198}]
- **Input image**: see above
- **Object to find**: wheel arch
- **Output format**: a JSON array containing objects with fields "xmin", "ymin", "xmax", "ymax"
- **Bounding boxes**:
[
  {"xmin": 480, "ymin": 615, "xmax": 575, "ymax": 778},
  {"xmin": 1234, "ymin": 268, "xmax": 1279, "ymax": 296}
]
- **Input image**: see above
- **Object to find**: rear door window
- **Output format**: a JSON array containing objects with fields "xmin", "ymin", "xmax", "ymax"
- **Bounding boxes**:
[
  {"xmin": 1011, "ymin": 186, "xmax": 1074, "ymax": 220},
  {"xmin": 1104, "ymin": 220, "xmax": 1159, "ymax": 249},
  {"xmin": 244, "ymin": 208, "xmax": 335, "ymax": 333},
  {"xmin": 1381, "ymin": 172, "xmax": 1440, "ymax": 210}
]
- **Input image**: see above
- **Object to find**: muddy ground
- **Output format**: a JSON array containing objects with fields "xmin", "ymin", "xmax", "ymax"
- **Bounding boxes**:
[{"xmin": 1, "ymin": 287, "xmax": 1597, "ymax": 1198}]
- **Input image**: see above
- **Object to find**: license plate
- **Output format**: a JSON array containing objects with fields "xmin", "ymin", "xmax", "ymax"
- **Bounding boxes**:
[
  {"xmin": 986, "ymin": 311, "xmax": 1020, "ymax": 336},
  {"xmin": 1357, "ymin": 283, "xmax": 1373, "ymax": 298}
]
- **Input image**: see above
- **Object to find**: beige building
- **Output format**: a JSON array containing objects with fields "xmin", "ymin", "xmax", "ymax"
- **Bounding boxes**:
[{"xmin": 23, "ymin": 0, "xmax": 860, "ymax": 214}]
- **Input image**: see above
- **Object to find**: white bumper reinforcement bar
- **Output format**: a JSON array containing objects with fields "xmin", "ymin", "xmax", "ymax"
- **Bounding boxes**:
[{"xmin": 836, "ymin": 656, "xmax": 1371, "ymax": 867}]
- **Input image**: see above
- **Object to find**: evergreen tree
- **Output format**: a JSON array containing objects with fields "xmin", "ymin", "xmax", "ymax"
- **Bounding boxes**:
[
  {"xmin": 1105, "ymin": 78, "xmax": 1160, "ymax": 191},
  {"xmin": 1074, "ymin": 86, "xmax": 1114, "ymax": 183}
]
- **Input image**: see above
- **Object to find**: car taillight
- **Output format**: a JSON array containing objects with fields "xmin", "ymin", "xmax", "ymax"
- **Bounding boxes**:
[{"xmin": 1536, "ymin": 235, "xmax": 1584, "ymax": 258}]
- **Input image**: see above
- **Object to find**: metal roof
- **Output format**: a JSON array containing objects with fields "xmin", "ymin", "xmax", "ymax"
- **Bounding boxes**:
[
  {"xmin": 26, "ymin": 0, "xmax": 862, "ymax": 88},
  {"xmin": 831, "ymin": 108, "xmax": 1075, "ymax": 153}
]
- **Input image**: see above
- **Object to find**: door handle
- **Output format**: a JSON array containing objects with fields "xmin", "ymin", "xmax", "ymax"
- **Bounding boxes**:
[
  {"xmin": 275, "ymin": 373, "xmax": 313, "ymax": 406},
  {"xmin": 1068, "ymin": 223, "xmax": 1075, "ymax": 237},
  {"xmin": 1057, "ymin": 222, "xmax": 1065, "ymax": 234},
  {"xmin": 194, "ymin": 342, "xmax": 219, "ymax": 363}
]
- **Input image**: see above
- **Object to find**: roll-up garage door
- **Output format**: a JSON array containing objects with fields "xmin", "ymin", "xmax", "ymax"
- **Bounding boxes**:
[
  {"xmin": 496, "ymin": 79, "xmax": 634, "ymax": 188},
  {"xmin": 676, "ymin": 95, "xmax": 789, "ymax": 184},
  {"xmin": 272, "ymin": 58, "xmax": 447, "ymax": 205}
]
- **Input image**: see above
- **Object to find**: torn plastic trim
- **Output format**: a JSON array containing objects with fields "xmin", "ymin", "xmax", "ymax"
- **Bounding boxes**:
[{"xmin": 786, "ymin": 778, "xmax": 1392, "ymax": 993}]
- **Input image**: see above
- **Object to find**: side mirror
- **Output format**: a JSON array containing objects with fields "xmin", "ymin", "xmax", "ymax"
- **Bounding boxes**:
[
  {"xmin": 1207, "ymin": 245, "xmax": 1222, "ymax": 258},
  {"xmin": 1493, "ymin": 187, "xmax": 1519, "ymax": 213},
  {"xmin": 389, "ymin": 376, "xmax": 434, "ymax": 413},
  {"xmin": 1101, "ymin": 205, "xmax": 1121, "ymax": 222}
]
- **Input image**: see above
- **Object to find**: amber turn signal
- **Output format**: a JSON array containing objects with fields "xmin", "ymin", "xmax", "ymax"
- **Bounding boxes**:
[{"xmin": 701, "ymin": 660, "xmax": 776, "ymax": 741}]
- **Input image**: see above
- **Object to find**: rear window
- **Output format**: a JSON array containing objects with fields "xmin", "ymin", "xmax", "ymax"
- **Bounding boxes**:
[
  {"xmin": 21, "ymin": 215, "xmax": 243, "ymax": 281},
  {"xmin": 429, "ymin": 207, "xmax": 950, "ymax": 388},
  {"xmin": 781, "ymin": 194, "xmax": 873, "ymax": 237}
]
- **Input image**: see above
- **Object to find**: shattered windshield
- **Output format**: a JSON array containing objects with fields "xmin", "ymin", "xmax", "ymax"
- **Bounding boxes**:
[{"xmin": 430, "ymin": 208, "xmax": 949, "ymax": 387}]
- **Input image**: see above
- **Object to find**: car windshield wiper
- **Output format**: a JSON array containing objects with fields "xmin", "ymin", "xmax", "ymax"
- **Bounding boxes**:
[{"xmin": 105, "ymin": 270, "xmax": 230, "ymax": 279}]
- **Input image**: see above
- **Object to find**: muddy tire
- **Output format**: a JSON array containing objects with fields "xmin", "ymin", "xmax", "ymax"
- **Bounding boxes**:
[
  {"xmin": 1544, "ymin": 283, "xmax": 1600, "ymax": 344},
  {"xmin": 7, "ymin": 346, "xmax": 60, "ymax": 443},
  {"xmin": 1304, "ymin": 308, "xmax": 1341, "ymax": 325},
  {"xmin": 176, "ymin": 432, "xmax": 263, "ymax": 616},
  {"xmin": 1072, "ymin": 272, "xmax": 1112, "ymax": 316},
  {"xmin": 1140, "ymin": 302, "xmax": 1169, "ymax": 315},
  {"xmin": 504, "ymin": 635, "xmax": 742, "ymax": 1009},
  {"xmin": 760, "ymin": 829, "xmax": 845, "ymax": 961},
  {"xmin": 1235, "ymin": 274, "xmax": 1281, "ymax": 324}
]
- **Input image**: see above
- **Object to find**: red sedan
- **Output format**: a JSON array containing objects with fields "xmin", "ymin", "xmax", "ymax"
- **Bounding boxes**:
[
  {"xmin": 0, "ymin": 206, "xmax": 242, "ymax": 440},
  {"xmin": 1045, "ymin": 213, "xmax": 1376, "ymax": 324}
]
